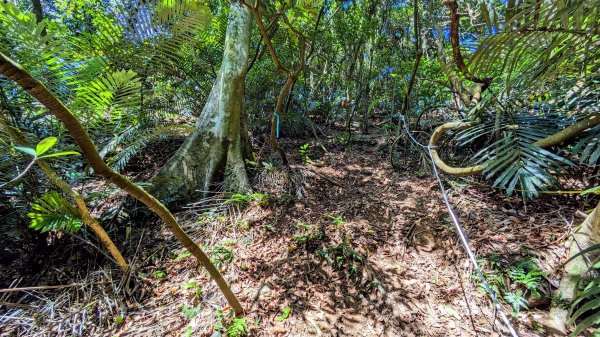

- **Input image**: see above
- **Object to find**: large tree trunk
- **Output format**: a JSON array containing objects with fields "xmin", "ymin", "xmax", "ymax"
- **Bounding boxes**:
[
  {"xmin": 149, "ymin": 2, "xmax": 252, "ymax": 205},
  {"xmin": 547, "ymin": 202, "xmax": 600, "ymax": 335}
]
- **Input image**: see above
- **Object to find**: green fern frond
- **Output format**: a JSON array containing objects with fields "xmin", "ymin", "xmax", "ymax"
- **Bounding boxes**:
[
  {"xmin": 470, "ymin": 0, "xmax": 600, "ymax": 88},
  {"xmin": 27, "ymin": 192, "xmax": 83, "ymax": 233},
  {"xmin": 105, "ymin": 124, "xmax": 193, "ymax": 171},
  {"xmin": 569, "ymin": 274, "xmax": 600, "ymax": 336},
  {"xmin": 74, "ymin": 69, "xmax": 142, "ymax": 122}
]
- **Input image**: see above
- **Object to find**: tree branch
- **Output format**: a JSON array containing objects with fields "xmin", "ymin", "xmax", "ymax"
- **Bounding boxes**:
[
  {"xmin": 0, "ymin": 52, "xmax": 243, "ymax": 315},
  {"xmin": 443, "ymin": 0, "xmax": 492, "ymax": 88}
]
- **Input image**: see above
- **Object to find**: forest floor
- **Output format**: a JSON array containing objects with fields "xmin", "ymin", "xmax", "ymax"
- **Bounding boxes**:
[{"xmin": 0, "ymin": 127, "xmax": 591, "ymax": 337}]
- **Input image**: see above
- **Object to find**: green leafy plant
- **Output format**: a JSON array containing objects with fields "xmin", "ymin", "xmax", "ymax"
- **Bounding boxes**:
[
  {"xmin": 382, "ymin": 122, "xmax": 394, "ymax": 133},
  {"xmin": 337, "ymin": 132, "xmax": 356, "ymax": 143},
  {"xmin": 298, "ymin": 143, "xmax": 312, "ymax": 163},
  {"xmin": 27, "ymin": 191, "xmax": 83, "ymax": 233},
  {"xmin": 566, "ymin": 243, "xmax": 600, "ymax": 337},
  {"xmin": 276, "ymin": 306, "xmax": 292, "ymax": 321},
  {"xmin": 292, "ymin": 222, "xmax": 325, "ymax": 251},
  {"xmin": 180, "ymin": 305, "xmax": 202, "ymax": 319},
  {"xmin": 175, "ymin": 250, "xmax": 192, "ymax": 261},
  {"xmin": 226, "ymin": 317, "xmax": 248, "ymax": 337},
  {"xmin": 224, "ymin": 192, "xmax": 267, "ymax": 206},
  {"xmin": 504, "ymin": 290, "xmax": 529, "ymax": 317},
  {"xmin": 508, "ymin": 258, "xmax": 547, "ymax": 298},
  {"xmin": 474, "ymin": 256, "xmax": 549, "ymax": 316},
  {"xmin": 213, "ymin": 309, "xmax": 225, "ymax": 331},
  {"xmin": 212, "ymin": 310, "xmax": 249, "ymax": 337},
  {"xmin": 181, "ymin": 280, "xmax": 202, "ymax": 298},
  {"xmin": 261, "ymin": 160, "xmax": 278, "ymax": 172},
  {"xmin": 113, "ymin": 314, "xmax": 125, "ymax": 325},
  {"xmin": 211, "ymin": 246, "xmax": 234, "ymax": 269},
  {"xmin": 569, "ymin": 276, "xmax": 600, "ymax": 337},
  {"xmin": 153, "ymin": 269, "xmax": 167, "ymax": 279},
  {"xmin": 2, "ymin": 137, "xmax": 80, "ymax": 189},
  {"xmin": 473, "ymin": 269, "xmax": 506, "ymax": 296},
  {"xmin": 326, "ymin": 214, "xmax": 345, "ymax": 226},
  {"xmin": 293, "ymin": 232, "xmax": 319, "ymax": 245},
  {"xmin": 319, "ymin": 238, "xmax": 365, "ymax": 276},
  {"xmin": 467, "ymin": 115, "xmax": 574, "ymax": 199},
  {"xmin": 15, "ymin": 136, "xmax": 80, "ymax": 160}
]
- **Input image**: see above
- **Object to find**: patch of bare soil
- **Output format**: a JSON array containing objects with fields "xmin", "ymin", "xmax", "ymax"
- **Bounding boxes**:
[{"xmin": 0, "ymin": 131, "xmax": 587, "ymax": 337}]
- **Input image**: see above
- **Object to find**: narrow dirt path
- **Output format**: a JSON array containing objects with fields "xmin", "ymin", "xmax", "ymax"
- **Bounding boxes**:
[{"xmin": 238, "ymin": 134, "xmax": 493, "ymax": 336}]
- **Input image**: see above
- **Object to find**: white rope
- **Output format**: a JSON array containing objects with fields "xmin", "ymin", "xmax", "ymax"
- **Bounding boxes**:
[{"xmin": 399, "ymin": 115, "xmax": 520, "ymax": 337}]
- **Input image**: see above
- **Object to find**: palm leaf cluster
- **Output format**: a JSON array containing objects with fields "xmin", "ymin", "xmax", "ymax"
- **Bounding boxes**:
[
  {"xmin": 458, "ymin": 112, "xmax": 574, "ymax": 198},
  {"xmin": 443, "ymin": 0, "xmax": 600, "ymax": 198},
  {"xmin": 27, "ymin": 191, "xmax": 83, "ymax": 233},
  {"xmin": 471, "ymin": 0, "xmax": 600, "ymax": 90},
  {"xmin": 563, "ymin": 242, "xmax": 600, "ymax": 337},
  {"xmin": 0, "ymin": 0, "xmax": 218, "ymax": 172}
]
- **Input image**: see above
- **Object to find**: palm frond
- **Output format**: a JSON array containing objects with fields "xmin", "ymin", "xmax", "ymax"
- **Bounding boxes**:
[
  {"xmin": 475, "ymin": 136, "xmax": 573, "ymax": 198},
  {"xmin": 102, "ymin": 124, "xmax": 193, "ymax": 172},
  {"xmin": 461, "ymin": 110, "xmax": 575, "ymax": 198},
  {"xmin": 470, "ymin": 0, "xmax": 600, "ymax": 89},
  {"xmin": 572, "ymin": 124, "xmax": 600, "ymax": 165},
  {"xmin": 27, "ymin": 191, "xmax": 83, "ymax": 233}
]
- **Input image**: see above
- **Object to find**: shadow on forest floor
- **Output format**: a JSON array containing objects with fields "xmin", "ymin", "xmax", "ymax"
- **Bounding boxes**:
[{"xmin": 0, "ymin": 131, "xmax": 587, "ymax": 337}]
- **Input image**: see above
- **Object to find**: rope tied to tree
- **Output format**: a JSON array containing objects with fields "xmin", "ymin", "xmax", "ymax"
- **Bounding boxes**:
[{"xmin": 400, "ymin": 115, "xmax": 520, "ymax": 337}]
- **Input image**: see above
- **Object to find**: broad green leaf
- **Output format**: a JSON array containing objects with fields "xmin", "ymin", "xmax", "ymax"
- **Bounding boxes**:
[
  {"xmin": 276, "ymin": 306, "xmax": 292, "ymax": 321},
  {"xmin": 35, "ymin": 137, "xmax": 58, "ymax": 156},
  {"xmin": 38, "ymin": 151, "xmax": 81, "ymax": 159},
  {"xmin": 15, "ymin": 146, "xmax": 37, "ymax": 157}
]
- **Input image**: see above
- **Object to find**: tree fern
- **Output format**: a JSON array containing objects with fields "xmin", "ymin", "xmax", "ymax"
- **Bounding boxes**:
[{"xmin": 0, "ymin": 0, "xmax": 222, "ymax": 175}]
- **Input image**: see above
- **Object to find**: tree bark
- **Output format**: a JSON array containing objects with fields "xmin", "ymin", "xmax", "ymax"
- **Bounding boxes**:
[
  {"xmin": 149, "ymin": 1, "xmax": 253, "ymax": 205},
  {"xmin": 443, "ymin": 0, "xmax": 492, "ymax": 88},
  {"xmin": 31, "ymin": 0, "xmax": 43, "ymax": 23},
  {"xmin": 548, "ymin": 202, "xmax": 600, "ymax": 335}
]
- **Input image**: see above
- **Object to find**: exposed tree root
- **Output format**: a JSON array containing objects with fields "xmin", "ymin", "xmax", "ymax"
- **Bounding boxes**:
[{"xmin": 428, "ymin": 114, "xmax": 600, "ymax": 177}]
